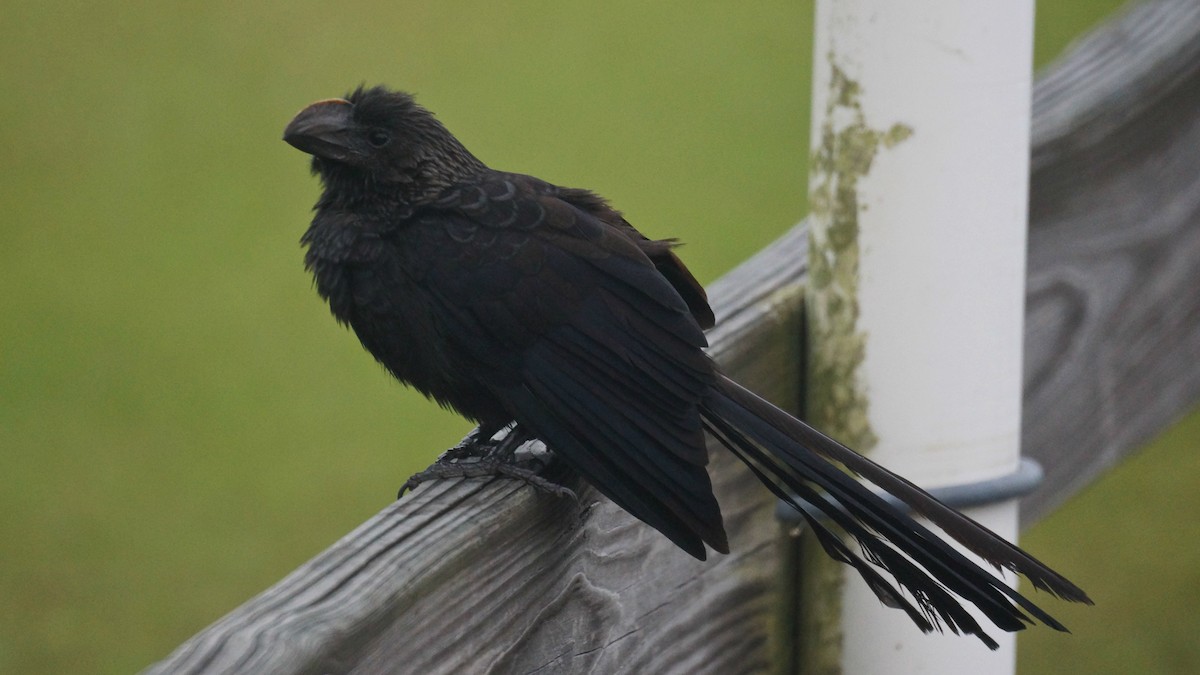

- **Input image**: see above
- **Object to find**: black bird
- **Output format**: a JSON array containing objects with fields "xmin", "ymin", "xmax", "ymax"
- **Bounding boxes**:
[{"xmin": 283, "ymin": 85, "xmax": 1091, "ymax": 649}]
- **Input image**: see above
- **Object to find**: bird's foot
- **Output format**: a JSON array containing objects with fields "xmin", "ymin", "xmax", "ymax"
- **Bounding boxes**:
[
  {"xmin": 490, "ymin": 458, "xmax": 577, "ymax": 499},
  {"xmin": 398, "ymin": 455, "xmax": 576, "ymax": 499},
  {"xmin": 397, "ymin": 426, "xmax": 576, "ymax": 499},
  {"xmin": 437, "ymin": 427, "xmax": 492, "ymax": 462}
]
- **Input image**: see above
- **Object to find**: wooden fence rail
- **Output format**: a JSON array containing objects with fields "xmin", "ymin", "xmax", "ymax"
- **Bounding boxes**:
[{"xmin": 146, "ymin": 1, "xmax": 1200, "ymax": 672}]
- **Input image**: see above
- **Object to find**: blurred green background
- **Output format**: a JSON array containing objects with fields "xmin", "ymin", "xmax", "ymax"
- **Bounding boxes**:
[{"xmin": 2, "ymin": 0, "xmax": 1194, "ymax": 672}]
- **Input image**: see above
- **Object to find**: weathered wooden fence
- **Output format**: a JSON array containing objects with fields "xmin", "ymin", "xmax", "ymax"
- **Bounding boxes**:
[{"xmin": 146, "ymin": 1, "xmax": 1200, "ymax": 672}]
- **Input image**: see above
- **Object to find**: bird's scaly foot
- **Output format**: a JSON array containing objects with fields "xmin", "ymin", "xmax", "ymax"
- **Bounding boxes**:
[{"xmin": 397, "ymin": 426, "xmax": 576, "ymax": 499}]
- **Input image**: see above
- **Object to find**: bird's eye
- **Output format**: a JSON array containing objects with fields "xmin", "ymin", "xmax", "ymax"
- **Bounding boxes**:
[{"xmin": 367, "ymin": 130, "xmax": 391, "ymax": 148}]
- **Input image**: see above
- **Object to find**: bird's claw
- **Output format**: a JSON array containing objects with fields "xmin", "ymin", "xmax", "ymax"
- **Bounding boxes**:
[
  {"xmin": 397, "ymin": 429, "xmax": 574, "ymax": 500},
  {"xmin": 491, "ymin": 460, "xmax": 577, "ymax": 499}
]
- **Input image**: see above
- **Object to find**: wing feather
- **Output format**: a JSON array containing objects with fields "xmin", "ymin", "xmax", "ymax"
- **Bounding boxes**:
[{"xmin": 407, "ymin": 175, "xmax": 729, "ymax": 555}]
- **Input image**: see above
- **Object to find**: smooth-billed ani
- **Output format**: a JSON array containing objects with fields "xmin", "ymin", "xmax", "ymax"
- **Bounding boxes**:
[{"xmin": 283, "ymin": 85, "xmax": 1090, "ymax": 648}]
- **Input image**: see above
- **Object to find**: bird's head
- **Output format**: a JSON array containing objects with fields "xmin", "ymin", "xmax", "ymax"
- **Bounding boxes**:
[{"xmin": 283, "ymin": 85, "xmax": 485, "ymax": 203}]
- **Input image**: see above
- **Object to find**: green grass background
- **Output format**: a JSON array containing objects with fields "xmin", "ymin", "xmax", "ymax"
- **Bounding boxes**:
[{"xmin": 2, "ymin": 0, "xmax": 1193, "ymax": 672}]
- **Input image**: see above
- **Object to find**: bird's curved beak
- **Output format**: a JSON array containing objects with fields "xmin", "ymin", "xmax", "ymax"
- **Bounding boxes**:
[{"xmin": 283, "ymin": 98, "xmax": 355, "ymax": 162}]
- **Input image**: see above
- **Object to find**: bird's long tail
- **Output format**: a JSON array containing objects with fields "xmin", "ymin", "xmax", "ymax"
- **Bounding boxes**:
[{"xmin": 701, "ymin": 373, "xmax": 1092, "ymax": 649}]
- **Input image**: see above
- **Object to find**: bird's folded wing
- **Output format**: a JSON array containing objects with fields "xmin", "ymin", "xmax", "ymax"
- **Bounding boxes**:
[{"xmin": 394, "ymin": 176, "xmax": 730, "ymax": 556}]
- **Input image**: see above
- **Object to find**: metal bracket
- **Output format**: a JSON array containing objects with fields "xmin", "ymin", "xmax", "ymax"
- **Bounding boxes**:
[{"xmin": 775, "ymin": 456, "xmax": 1044, "ymax": 525}]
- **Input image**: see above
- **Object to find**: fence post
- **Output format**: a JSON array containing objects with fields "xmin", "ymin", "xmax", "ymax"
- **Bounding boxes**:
[{"xmin": 805, "ymin": 1, "xmax": 1035, "ymax": 671}]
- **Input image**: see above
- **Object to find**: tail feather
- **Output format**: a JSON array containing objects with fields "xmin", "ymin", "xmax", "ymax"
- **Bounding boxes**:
[
  {"xmin": 704, "ymin": 414, "xmax": 998, "ymax": 646},
  {"xmin": 702, "ymin": 373, "xmax": 1092, "ymax": 648}
]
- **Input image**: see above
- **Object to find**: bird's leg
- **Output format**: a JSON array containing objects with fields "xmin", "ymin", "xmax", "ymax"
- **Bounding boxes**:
[
  {"xmin": 397, "ymin": 425, "xmax": 503, "ymax": 497},
  {"xmin": 479, "ymin": 426, "xmax": 577, "ymax": 499},
  {"xmin": 398, "ymin": 424, "xmax": 576, "ymax": 499},
  {"xmin": 438, "ymin": 426, "xmax": 492, "ymax": 462}
]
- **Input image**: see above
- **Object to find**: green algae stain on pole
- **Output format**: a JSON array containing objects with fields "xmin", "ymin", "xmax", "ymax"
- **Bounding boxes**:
[
  {"xmin": 799, "ymin": 55, "xmax": 912, "ymax": 675},
  {"xmin": 807, "ymin": 56, "xmax": 912, "ymax": 454}
]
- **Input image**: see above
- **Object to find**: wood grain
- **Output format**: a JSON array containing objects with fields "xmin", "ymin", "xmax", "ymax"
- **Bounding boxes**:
[
  {"xmin": 145, "ymin": 1, "xmax": 1200, "ymax": 671},
  {"xmin": 1021, "ymin": 0, "xmax": 1200, "ymax": 523}
]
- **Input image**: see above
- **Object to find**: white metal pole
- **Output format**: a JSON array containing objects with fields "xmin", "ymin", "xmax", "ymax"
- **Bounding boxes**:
[{"xmin": 807, "ymin": 1, "xmax": 1034, "ymax": 673}]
